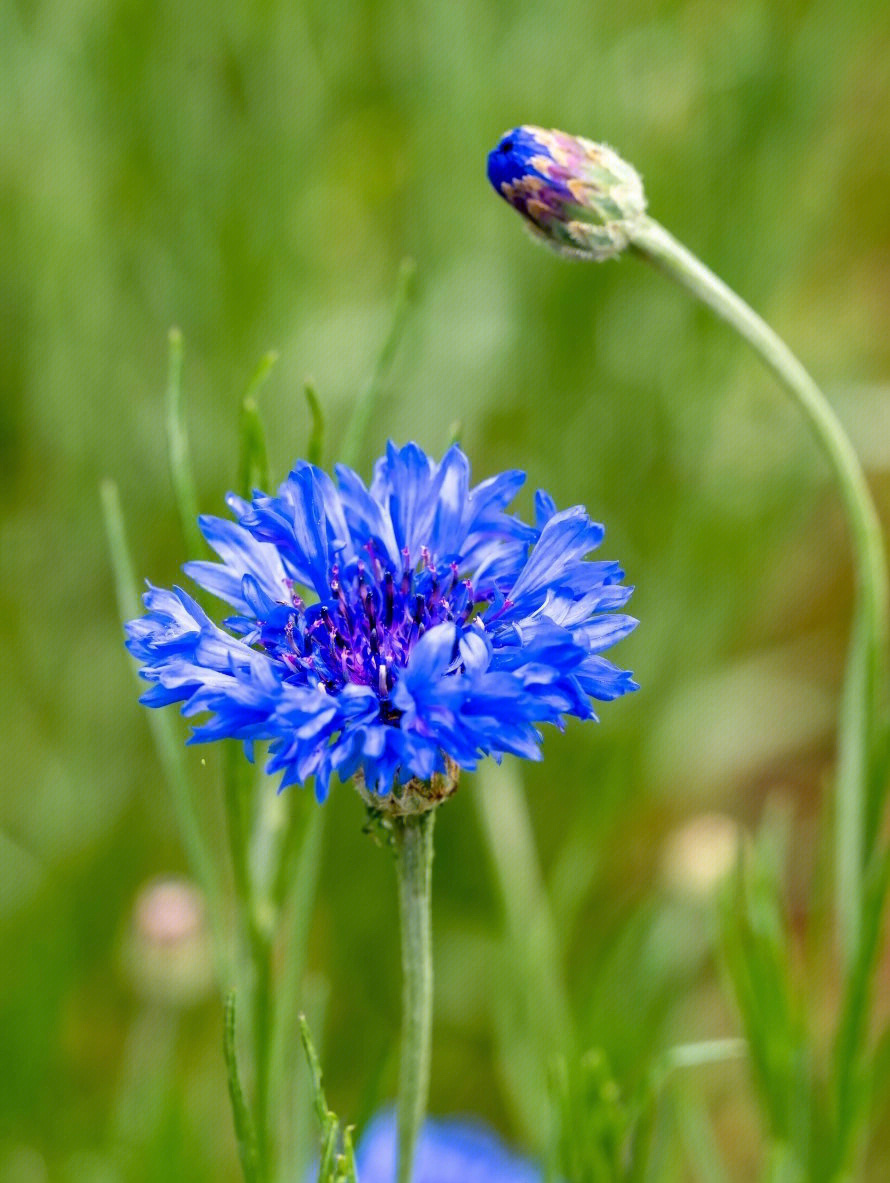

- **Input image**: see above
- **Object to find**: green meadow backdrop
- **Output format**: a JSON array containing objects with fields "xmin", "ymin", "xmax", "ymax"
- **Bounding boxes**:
[{"xmin": 2, "ymin": 0, "xmax": 890, "ymax": 1178}]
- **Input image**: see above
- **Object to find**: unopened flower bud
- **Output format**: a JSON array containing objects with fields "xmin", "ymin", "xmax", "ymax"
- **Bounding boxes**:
[{"xmin": 487, "ymin": 126, "xmax": 646, "ymax": 261}]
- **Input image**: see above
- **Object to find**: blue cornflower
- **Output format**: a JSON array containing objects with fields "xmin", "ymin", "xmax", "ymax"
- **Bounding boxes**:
[
  {"xmin": 126, "ymin": 443, "xmax": 637, "ymax": 805},
  {"xmin": 347, "ymin": 1110, "xmax": 541, "ymax": 1183}
]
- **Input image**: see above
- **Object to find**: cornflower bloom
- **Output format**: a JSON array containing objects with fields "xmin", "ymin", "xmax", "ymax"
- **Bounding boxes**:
[{"xmin": 126, "ymin": 442, "xmax": 637, "ymax": 808}]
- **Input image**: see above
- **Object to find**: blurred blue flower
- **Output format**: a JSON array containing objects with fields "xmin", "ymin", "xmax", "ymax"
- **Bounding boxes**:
[
  {"xmin": 353, "ymin": 1110, "xmax": 541, "ymax": 1183},
  {"xmin": 126, "ymin": 443, "xmax": 637, "ymax": 801}
]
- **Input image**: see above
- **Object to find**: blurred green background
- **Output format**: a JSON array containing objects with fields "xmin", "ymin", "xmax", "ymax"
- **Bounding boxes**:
[{"xmin": 3, "ymin": 0, "xmax": 890, "ymax": 1178}]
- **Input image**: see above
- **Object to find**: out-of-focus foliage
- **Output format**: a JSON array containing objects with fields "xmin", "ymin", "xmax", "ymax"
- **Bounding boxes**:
[{"xmin": 2, "ymin": 0, "xmax": 890, "ymax": 1178}]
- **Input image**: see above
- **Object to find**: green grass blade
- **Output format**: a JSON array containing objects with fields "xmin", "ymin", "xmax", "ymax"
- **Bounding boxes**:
[
  {"xmin": 835, "ymin": 603, "xmax": 873, "ymax": 972},
  {"xmin": 833, "ymin": 847, "xmax": 890, "ymax": 1173},
  {"xmin": 245, "ymin": 350, "xmax": 280, "ymax": 403},
  {"xmin": 675, "ymin": 1091, "xmax": 731, "ymax": 1183},
  {"xmin": 238, "ymin": 351, "xmax": 277, "ymax": 496},
  {"xmin": 474, "ymin": 761, "xmax": 573, "ymax": 1148},
  {"xmin": 164, "ymin": 327, "xmax": 204, "ymax": 557},
  {"xmin": 304, "ymin": 380, "xmax": 325, "ymax": 467},
  {"xmin": 629, "ymin": 1040, "xmax": 745, "ymax": 1181},
  {"xmin": 341, "ymin": 257, "xmax": 416, "ymax": 469},
  {"xmin": 318, "ymin": 1123, "xmax": 338, "ymax": 1183},
  {"xmin": 718, "ymin": 852, "xmax": 800, "ymax": 1145},
  {"xmin": 341, "ymin": 1127, "xmax": 358, "ymax": 1183},
  {"xmin": 239, "ymin": 399, "xmax": 271, "ymax": 498},
  {"xmin": 285, "ymin": 976, "xmax": 331, "ymax": 1181},
  {"xmin": 100, "ymin": 479, "xmax": 229, "ymax": 979},
  {"xmin": 299, "ymin": 1013, "xmax": 332, "ymax": 1131},
  {"xmin": 299, "ymin": 1012, "xmax": 361, "ymax": 1183},
  {"xmin": 475, "ymin": 761, "xmax": 572, "ymax": 1039},
  {"xmin": 269, "ymin": 805, "xmax": 326, "ymax": 1122},
  {"xmin": 224, "ymin": 990, "xmax": 262, "ymax": 1183}
]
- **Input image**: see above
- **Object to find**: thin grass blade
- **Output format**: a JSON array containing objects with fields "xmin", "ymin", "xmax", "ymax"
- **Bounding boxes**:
[
  {"xmin": 341, "ymin": 257, "xmax": 415, "ymax": 468},
  {"xmin": 224, "ymin": 990, "xmax": 261, "ymax": 1183},
  {"xmin": 100, "ymin": 479, "xmax": 229, "ymax": 978},
  {"xmin": 304, "ymin": 380, "xmax": 325, "ymax": 467},
  {"xmin": 164, "ymin": 327, "xmax": 203, "ymax": 557}
]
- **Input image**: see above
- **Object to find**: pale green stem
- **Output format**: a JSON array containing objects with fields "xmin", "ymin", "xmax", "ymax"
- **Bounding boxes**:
[
  {"xmin": 393, "ymin": 809, "xmax": 436, "ymax": 1183},
  {"xmin": 628, "ymin": 217, "xmax": 888, "ymax": 971}
]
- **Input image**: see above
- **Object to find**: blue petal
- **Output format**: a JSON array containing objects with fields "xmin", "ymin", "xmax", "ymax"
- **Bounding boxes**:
[
  {"xmin": 335, "ymin": 462, "xmax": 401, "ymax": 569},
  {"xmin": 184, "ymin": 512, "xmax": 288, "ymax": 612},
  {"xmin": 242, "ymin": 464, "xmax": 344, "ymax": 595},
  {"xmin": 506, "ymin": 507, "xmax": 605, "ymax": 610},
  {"xmin": 370, "ymin": 441, "xmax": 436, "ymax": 563},
  {"xmin": 426, "ymin": 445, "xmax": 471, "ymax": 557}
]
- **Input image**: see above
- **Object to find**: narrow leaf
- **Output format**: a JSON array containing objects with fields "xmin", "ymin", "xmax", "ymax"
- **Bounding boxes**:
[
  {"xmin": 341, "ymin": 257, "xmax": 416, "ymax": 468},
  {"xmin": 299, "ymin": 1013, "xmax": 331, "ymax": 1130},
  {"xmin": 100, "ymin": 480, "xmax": 229, "ymax": 979},
  {"xmin": 835, "ymin": 603, "xmax": 871, "ymax": 970},
  {"xmin": 239, "ymin": 398, "xmax": 271, "ymax": 498},
  {"xmin": 237, "ymin": 352, "xmax": 277, "ymax": 497},
  {"xmin": 304, "ymin": 380, "xmax": 325, "ymax": 467},
  {"xmin": 269, "ymin": 807, "xmax": 326, "ymax": 1119},
  {"xmin": 341, "ymin": 1126, "xmax": 358, "ymax": 1183},
  {"xmin": 833, "ymin": 847, "xmax": 890, "ymax": 1173},
  {"xmin": 318, "ymin": 1122, "xmax": 338, "ymax": 1183},
  {"xmin": 224, "ymin": 990, "xmax": 261, "ymax": 1183},
  {"xmin": 474, "ymin": 761, "xmax": 572, "ymax": 1150},
  {"xmin": 164, "ymin": 327, "xmax": 203, "ymax": 557},
  {"xmin": 675, "ymin": 1092, "xmax": 731, "ymax": 1183},
  {"xmin": 246, "ymin": 350, "xmax": 280, "ymax": 402}
]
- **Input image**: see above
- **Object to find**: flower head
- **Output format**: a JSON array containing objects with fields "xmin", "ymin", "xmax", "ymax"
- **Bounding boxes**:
[
  {"xmin": 126, "ymin": 443, "xmax": 637, "ymax": 806},
  {"xmin": 350, "ymin": 1110, "xmax": 541, "ymax": 1183},
  {"xmin": 487, "ymin": 126, "xmax": 646, "ymax": 260}
]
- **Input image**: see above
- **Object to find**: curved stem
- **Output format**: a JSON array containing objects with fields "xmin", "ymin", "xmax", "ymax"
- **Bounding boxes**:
[
  {"xmin": 393, "ymin": 809, "xmax": 436, "ymax": 1183},
  {"xmin": 628, "ymin": 216, "xmax": 888, "ymax": 969}
]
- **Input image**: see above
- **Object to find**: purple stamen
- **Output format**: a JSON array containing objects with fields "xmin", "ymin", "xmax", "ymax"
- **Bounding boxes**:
[
  {"xmin": 250, "ymin": 531, "xmax": 513, "ymax": 709},
  {"xmin": 364, "ymin": 540, "xmax": 382, "ymax": 581},
  {"xmin": 384, "ymin": 571, "xmax": 395, "ymax": 627}
]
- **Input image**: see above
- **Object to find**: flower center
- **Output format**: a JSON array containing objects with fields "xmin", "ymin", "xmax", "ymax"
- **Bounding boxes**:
[{"xmin": 259, "ymin": 543, "xmax": 479, "ymax": 708}]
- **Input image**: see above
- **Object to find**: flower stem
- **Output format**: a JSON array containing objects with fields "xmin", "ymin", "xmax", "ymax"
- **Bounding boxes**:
[
  {"xmin": 628, "ymin": 216, "xmax": 888, "ymax": 970},
  {"xmin": 393, "ymin": 808, "xmax": 436, "ymax": 1183}
]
